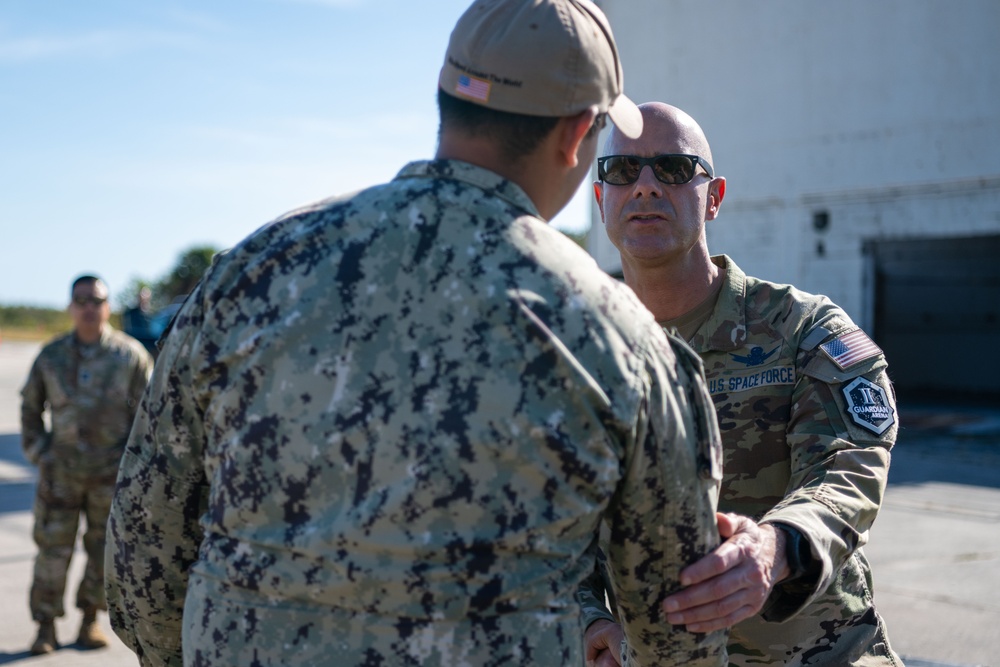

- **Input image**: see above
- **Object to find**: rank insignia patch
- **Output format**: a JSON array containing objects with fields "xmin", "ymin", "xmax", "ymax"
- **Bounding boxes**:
[
  {"xmin": 730, "ymin": 345, "xmax": 778, "ymax": 367},
  {"xmin": 842, "ymin": 377, "xmax": 895, "ymax": 435}
]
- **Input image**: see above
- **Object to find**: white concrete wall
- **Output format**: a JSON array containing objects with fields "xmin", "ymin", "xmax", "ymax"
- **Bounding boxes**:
[{"xmin": 589, "ymin": 0, "xmax": 1000, "ymax": 331}]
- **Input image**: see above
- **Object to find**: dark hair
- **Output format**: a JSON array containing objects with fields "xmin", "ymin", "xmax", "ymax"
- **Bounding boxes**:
[
  {"xmin": 587, "ymin": 113, "xmax": 607, "ymax": 139},
  {"xmin": 71, "ymin": 274, "xmax": 104, "ymax": 296},
  {"xmin": 437, "ymin": 89, "xmax": 560, "ymax": 162}
]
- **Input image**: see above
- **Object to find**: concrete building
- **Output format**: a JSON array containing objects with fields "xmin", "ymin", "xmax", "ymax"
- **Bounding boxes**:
[{"xmin": 588, "ymin": 0, "xmax": 1000, "ymax": 398}]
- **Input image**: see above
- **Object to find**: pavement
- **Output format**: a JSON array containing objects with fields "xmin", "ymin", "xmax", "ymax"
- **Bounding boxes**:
[
  {"xmin": 0, "ymin": 339, "xmax": 997, "ymax": 666},
  {"xmin": 0, "ymin": 341, "xmax": 136, "ymax": 666}
]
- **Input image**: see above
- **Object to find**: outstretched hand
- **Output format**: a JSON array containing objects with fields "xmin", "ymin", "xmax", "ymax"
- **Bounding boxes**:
[{"xmin": 660, "ymin": 513, "xmax": 790, "ymax": 633}]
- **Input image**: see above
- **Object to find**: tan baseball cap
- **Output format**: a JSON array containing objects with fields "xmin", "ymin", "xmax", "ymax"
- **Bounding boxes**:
[{"xmin": 439, "ymin": 0, "xmax": 643, "ymax": 138}]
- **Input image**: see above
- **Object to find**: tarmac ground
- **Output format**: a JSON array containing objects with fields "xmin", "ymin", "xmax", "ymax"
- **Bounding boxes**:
[{"xmin": 0, "ymin": 340, "xmax": 997, "ymax": 666}]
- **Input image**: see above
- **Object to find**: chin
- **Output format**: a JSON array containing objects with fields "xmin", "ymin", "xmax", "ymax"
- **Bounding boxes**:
[{"xmin": 621, "ymin": 240, "xmax": 674, "ymax": 258}]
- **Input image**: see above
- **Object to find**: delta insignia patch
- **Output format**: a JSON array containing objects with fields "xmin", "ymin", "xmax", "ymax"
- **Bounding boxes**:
[{"xmin": 842, "ymin": 376, "xmax": 896, "ymax": 435}]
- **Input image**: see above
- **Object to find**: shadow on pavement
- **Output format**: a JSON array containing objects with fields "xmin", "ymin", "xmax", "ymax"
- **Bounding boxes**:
[
  {"xmin": 0, "ymin": 433, "xmax": 25, "ymax": 465},
  {"xmin": 0, "ymin": 643, "xmax": 109, "ymax": 664},
  {"xmin": 0, "ymin": 483, "xmax": 34, "ymax": 516},
  {"xmin": 0, "ymin": 434, "xmax": 34, "ymax": 516},
  {"xmin": 0, "ymin": 649, "xmax": 33, "ymax": 664}
]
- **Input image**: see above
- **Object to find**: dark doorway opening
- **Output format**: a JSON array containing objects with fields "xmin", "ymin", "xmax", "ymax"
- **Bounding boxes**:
[{"xmin": 870, "ymin": 234, "xmax": 1000, "ymax": 403}]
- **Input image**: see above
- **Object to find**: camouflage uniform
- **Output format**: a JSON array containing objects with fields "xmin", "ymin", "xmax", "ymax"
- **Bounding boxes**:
[
  {"xmin": 582, "ymin": 254, "xmax": 902, "ymax": 666},
  {"xmin": 20, "ymin": 327, "xmax": 153, "ymax": 621},
  {"xmin": 105, "ymin": 160, "xmax": 727, "ymax": 667}
]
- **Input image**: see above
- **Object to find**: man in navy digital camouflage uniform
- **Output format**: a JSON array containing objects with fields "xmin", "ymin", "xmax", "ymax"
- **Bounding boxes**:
[
  {"xmin": 104, "ymin": 6, "xmax": 728, "ymax": 667},
  {"xmin": 581, "ymin": 103, "xmax": 902, "ymax": 666}
]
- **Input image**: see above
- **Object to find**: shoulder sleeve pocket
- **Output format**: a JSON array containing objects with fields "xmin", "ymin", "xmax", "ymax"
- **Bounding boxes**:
[{"xmin": 800, "ymin": 332, "xmax": 897, "ymax": 444}]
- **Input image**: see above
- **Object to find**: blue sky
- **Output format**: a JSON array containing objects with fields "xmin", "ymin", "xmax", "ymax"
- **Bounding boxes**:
[{"xmin": 1, "ymin": 0, "xmax": 594, "ymax": 309}]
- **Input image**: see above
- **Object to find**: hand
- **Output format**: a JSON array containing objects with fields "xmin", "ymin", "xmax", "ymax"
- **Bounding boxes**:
[
  {"xmin": 23, "ymin": 434, "xmax": 52, "ymax": 466},
  {"xmin": 584, "ymin": 618, "xmax": 624, "ymax": 667},
  {"xmin": 660, "ymin": 513, "xmax": 790, "ymax": 633}
]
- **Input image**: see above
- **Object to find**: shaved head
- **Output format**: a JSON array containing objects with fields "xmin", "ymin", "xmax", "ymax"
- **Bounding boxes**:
[
  {"xmin": 593, "ymin": 101, "xmax": 726, "ymax": 316},
  {"xmin": 604, "ymin": 102, "xmax": 713, "ymax": 166}
]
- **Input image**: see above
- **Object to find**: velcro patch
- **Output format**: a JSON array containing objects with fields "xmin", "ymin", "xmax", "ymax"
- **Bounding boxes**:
[
  {"xmin": 708, "ymin": 366, "xmax": 795, "ymax": 395},
  {"xmin": 842, "ymin": 377, "xmax": 895, "ymax": 435},
  {"xmin": 820, "ymin": 329, "xmax": 882, "ymax": 370}
]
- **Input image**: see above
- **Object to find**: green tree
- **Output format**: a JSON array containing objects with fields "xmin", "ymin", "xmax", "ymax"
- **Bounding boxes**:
[
  {"xmin": 153, "ymin": 245, "xmax": 219, "ymax": 307},
  {"xmin": 116, "ymin": 278, "xmax": 154, "ymax": 312}
]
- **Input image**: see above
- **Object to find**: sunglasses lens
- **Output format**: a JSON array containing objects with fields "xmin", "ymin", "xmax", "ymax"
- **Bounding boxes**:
[
  {"xmin": 73, "ymin": 297, "xmax": 106, "ymax": 306},
  {"xmin": 601, "ymin": 156, "xmax": 641, "ymax": 185},
  {"xmin": 601, "ymin": 155, "xmax": 701, "ymax": 185},
  {"xmin": 653, "ymin": 156, "xmax": 696, "ymax": 184}
]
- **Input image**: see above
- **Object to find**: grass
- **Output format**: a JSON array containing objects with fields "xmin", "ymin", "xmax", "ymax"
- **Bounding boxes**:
[
  {"xmin": 0, "ymin": 306, "xmax": 123, "ymax": 343},
  {"xmin": 0, "ymin": 326, "xmax": 59, "ymax": 343}
]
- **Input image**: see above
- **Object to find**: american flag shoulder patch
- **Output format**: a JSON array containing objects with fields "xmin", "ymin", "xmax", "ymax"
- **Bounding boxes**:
[
  {"xmin": 455, "ymin": 74, "xmax": 491, "ymax": 102},
  {"xmin": 820, "ymin": 328, "xmax": 882, "ymax": 370}
]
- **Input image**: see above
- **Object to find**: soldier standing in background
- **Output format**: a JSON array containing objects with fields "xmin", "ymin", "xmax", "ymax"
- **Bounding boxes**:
[
  {"xmin": 20, "ymin": 274, "xmax": 153, "ymax": 655},
  {"xmin": 582, "ymin": 102, "xmax": 902, "ymax": 666},
  {"xmin": 103, "ymin": 1, "xmax": 727, "ymax": 666},
  {"xmin": 121, "ymin": 286, "xmax": 159, "ymax": 358}
]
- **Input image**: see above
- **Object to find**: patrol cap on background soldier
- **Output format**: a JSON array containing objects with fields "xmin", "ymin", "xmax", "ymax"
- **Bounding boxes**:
[{"xmin": 104, "ymin": 1, "xmax": 728, "ymax": 666}]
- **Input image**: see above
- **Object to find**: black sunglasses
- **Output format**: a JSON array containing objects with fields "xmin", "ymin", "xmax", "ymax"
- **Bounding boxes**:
[
  {"xmin": 598, "ymin": 154, "xmax": 715, "ymax": 186},
  {"xmin": 72, "ymin": 296, "xmax": 107, "ymax": 307}
]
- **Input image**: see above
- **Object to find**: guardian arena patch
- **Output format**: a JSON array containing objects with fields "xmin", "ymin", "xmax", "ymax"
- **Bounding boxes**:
[{"xmin": 842, "ymin": 376, "xmax": 895, "ymax": 435}]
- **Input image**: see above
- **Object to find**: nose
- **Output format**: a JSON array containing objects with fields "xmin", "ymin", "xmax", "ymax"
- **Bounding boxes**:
[{"xmin": 631, "ymin": 164, "xmax": 664, "ymax": 198}]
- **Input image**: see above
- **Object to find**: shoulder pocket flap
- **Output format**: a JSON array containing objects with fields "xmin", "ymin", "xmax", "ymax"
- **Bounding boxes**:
[{"xmin": 801, "ymin": 351, "xmax": 886, "ymax": 384}]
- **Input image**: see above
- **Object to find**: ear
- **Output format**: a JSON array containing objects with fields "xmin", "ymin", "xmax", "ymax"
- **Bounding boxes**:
[
  {"xmin": 706, "ymin": 176, "xmax": 726, "ymax": 221},
  {"xmin": 593, "ymin": 181, "xmax": 607, "ymax": 224},
  {"xmin": 557, "ymin": 106, "xmax": 598, "ymax": 169}
]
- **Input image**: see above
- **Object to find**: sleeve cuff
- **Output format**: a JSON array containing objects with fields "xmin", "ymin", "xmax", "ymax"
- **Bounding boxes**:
[{"xmin": 760, "ymin": 523, "xmax": 822, "ymax": 622}]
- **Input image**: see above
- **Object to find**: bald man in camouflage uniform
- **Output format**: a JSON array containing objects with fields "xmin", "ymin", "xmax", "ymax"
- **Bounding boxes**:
[
  {"xmin": 582, "ymin": 103, "xmax": 902, "ymax": 666},
  {"xmin": 104, "ymin": 3, "xmax": 727, "ymax": 666},
  {"xmin": 21, "ymin": 275, "xmax": 153, "ymax": 655}
]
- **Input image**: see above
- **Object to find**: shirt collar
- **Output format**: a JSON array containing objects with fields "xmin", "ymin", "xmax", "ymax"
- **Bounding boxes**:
[
  {"xmin": 394, "ymin": 159, "xmax": 541, "ymax": 219},
  {"xmin": 691, "ymin": 254, "xmax": 748, "ymax": 352}
]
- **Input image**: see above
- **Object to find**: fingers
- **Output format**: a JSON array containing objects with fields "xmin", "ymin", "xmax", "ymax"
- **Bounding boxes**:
[
  {"xmin": 663, "ymin": 577, "xmax": 764, "ymax": 631},
  {"xmin": 665, "ymin": 556, "xmax": 753, "ymax": 613},
  {"xmin": 671, "ymin": 600, "xmax": 759, "ymax": 634},
  {"xmin": 584, "ymin": 620, "xmax": 624, "ymax": 664},
  {"xmin": 662, "ymin": 514, "xmax": 783, "ymax": 632},
  {"xmin": 587, "ymin": 648, "xmax": 623, "ymax": 667},
  {"xmin": 677, "ymin": 527, "xmax": 752, "ymax": 587},
  {"xmin": 716, "ymin": 511, "xmax": 743, "ymax": 539}
]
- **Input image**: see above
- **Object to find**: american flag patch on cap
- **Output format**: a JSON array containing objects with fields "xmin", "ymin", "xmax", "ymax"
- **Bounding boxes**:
[
  {"xmin": 455, "ymin": 74, "xmax": 491, "ymax": 102},
  {"xmin": 820, "ymin": 329, "xmax": 882, "ymax": 370}
]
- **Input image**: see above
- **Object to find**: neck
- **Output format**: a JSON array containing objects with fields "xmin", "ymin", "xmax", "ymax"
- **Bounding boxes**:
[
  {"xmin": 436, "ymin": 130, "xmax": 562, "ymax": 220},
  {"xmin": 75, "ymin": 326, "xmax": 103, "ymax": 345},
  {"xmin": 622, "ymin": 249, "xmax": 721, "ymax": 322}
]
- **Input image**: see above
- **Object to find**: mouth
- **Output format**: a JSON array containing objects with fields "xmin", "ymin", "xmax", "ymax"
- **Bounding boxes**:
[{"xmin": 627, "ymin": 213, "xmax": 667, "ymax": 223}]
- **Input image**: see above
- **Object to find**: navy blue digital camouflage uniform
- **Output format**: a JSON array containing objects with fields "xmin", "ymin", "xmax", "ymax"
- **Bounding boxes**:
[{"xmin": 105, "ymin": 160, "xmax": 727, "ymax": 667}]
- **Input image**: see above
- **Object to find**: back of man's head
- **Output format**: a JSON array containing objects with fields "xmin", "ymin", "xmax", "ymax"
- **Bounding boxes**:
[
  {"xmin": 437, "ymin": 90, "xmax": 561, "ymax": 163},
  {"xmin": 437, "ymin": 0, "xmax": 642, "ymax": 153}
]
